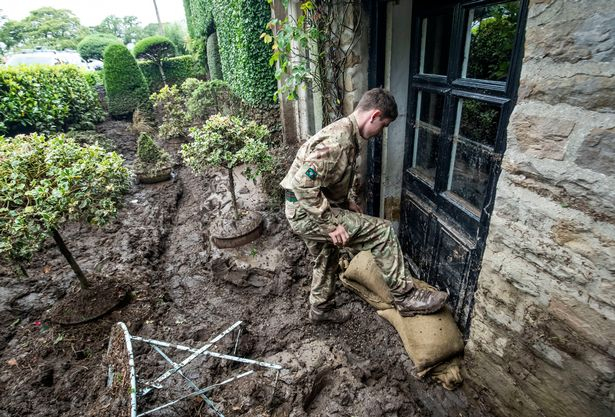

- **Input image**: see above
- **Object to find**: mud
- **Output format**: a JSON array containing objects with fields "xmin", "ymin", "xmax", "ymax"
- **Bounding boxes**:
[{"xmin": 0, "ymin": 121, "xmax": 495, "ymax": 417}]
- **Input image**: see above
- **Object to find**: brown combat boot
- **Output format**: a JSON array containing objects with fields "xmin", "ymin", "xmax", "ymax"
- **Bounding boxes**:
[
  {"xmin": 309, "ymin": 306, "xmax": 352, "ymax": 324},
  {"xmin": 392, "ymin": 281, "xmax": 448, "ymax": 317}
]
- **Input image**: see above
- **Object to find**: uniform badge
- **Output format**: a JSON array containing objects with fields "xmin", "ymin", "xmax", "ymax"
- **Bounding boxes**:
[{"xmin": 305, "ymin": 167, "xmax": 318, "ymax": 180}]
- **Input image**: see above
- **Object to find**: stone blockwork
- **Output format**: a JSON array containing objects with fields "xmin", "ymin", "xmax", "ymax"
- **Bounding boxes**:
[{"xmin": 465, "ymin": 1, "xmax": 615, "ymax": 416}]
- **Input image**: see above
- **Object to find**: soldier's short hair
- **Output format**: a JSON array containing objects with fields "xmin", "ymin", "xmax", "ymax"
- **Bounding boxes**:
[{"xmin": 356, "ymin": 88, "xmax": 398, "ymax": 120}]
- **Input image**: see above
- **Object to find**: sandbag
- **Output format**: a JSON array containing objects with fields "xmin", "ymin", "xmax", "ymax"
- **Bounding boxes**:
[{"xmin": 341, "ymin": 251, "xmax": 464, "ymax": 389}]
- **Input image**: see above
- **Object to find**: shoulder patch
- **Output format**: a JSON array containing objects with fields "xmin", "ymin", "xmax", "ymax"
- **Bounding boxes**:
[{"xmin": 305, "ymin": 167, "xmax": 318, "ymax": 180}]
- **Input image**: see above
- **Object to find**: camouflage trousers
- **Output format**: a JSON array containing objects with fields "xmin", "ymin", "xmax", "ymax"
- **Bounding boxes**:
[{"xmin": 285, "ymin": 201, "xmax": 411, "ymax": 308}]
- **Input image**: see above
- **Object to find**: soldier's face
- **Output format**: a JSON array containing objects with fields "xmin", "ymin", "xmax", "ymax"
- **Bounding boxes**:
[{"xmin": 364, "ymin": 115, "xmax": 393, "ymax": 139}]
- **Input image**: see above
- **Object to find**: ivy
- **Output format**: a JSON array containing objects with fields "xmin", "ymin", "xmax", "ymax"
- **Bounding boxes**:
[{"xmin": 183, "ymin": 0, "xmax": 276, "ymax": 105}]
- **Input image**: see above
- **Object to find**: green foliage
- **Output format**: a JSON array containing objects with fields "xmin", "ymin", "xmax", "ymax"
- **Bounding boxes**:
[
  {"xmin": 136, "ymin": 132, "xmax": 170, "ymax": 170},
  {"xmin": 139, "ymin": 55, "xmax": 198, "ymax": 92},
  {"xmin": 134, "ymin": 36, "xmax": 177, "ymax": 61},
  {"xmin": 142, "ymin": 22, "xmax": 189, "ymax": 55},
  {"xmin": 77, "ymin": 34, "xmax": 122, "ymax": 61},
  {"xmin": 182, "ymin": 114, "xmax": 272, "ymax": 179},
  {"xmin": 151, "ymin": 84, "xmax": 190, "ymax": 139},
  {"xmin": 0, "ymin": 7, "xmax": 90, "ymax": 52},
  {"xmin": 186, "ymin": 79, "xmax": 240, "ymax": 121},
  {"xmin": 184, "ymin": 0, "xmax": 275, "ymax": 105},
  {"xmin": 211, "ymin": 0, "xmax": 276, "ymax": 105},
  {"xmin": 103, "ymin": 43, "xmax": 150, "ymax": 118},
  {"xmin": 95, "ymin": 15, "xmax": 143, "ymax": 45},
  {"xmin": 467, "ymin": 4, "xmax": 519, "ymax": 81},
  {"xmin": 0, "ymin": 65, "xmax": 104, "ymax": 136},
  {"xmin": 0, "ymin": 133, "xmax": 131, "ymax": 261},
  {"xmin": 187, "ymin": 37, "xmax": 208, "ymax": 78},
  {"xmin": 150, "ymin": 78, "xmax": 242, "ymax": 140},
  {"xmin": 206, "ymin": 32, "xmax": 223, "ymax": 80}
]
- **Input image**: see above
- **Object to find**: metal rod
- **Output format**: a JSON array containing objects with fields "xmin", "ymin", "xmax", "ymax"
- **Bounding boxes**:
[
  {"xmin": 133, "ymin": 337, "xmax": 282, "ymax": 370},
  {"xmin": 137, "ymin": 370, "xmax": 254, "ymax": 417},
  {"xmin": 140, "ymin": 321, "xmax": 242, "ymax": 397},
  {"xmin": 233, "ymin": 327, "xmax": 242, "ymax": 355},
  {"xmin": 151, "ymin": 345, "xmax": 224, "ymax": 416}
]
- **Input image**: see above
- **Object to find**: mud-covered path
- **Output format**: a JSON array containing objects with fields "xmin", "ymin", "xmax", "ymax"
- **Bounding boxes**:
[{"xmin": 0, "ymin": 122, "xmax": 494, "ymax": 417}]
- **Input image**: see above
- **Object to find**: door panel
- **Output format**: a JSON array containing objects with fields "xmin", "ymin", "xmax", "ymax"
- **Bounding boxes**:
[{"xmin": 399, "ymin": 0, "xmax": 528, "ymax": 333}]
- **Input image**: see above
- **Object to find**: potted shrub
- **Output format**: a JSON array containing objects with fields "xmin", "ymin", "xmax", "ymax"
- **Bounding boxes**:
[
  {"xmin": 134, "ymin": 132, "xmax": 173, "ymax": 184},
  {"xmin": 181, "ymin": 114, "xmax": 272, "ymax": 247},
  {"xmin": 0, "ymin": 133, "xmax": 131, "ymax": 323}
]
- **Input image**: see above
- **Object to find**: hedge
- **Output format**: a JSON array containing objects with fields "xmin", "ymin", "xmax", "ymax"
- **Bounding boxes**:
[
  {"xmin": 77, "ymin": 34, "xmax": 122, "ymax": 61},
  {"xmin": 139, "ymin": 55, "xmax": 199, "ymax": 92},
  {"xmin": 183, "ymin": 0, "xmax": 276, "ymax": 105},
  {"xmin": 103, "ymin": 43, "xmax": 150, "ymax": 117},
  {"xmin": 133, "ymin": 36, "xmax": 177, "ymax": 61},
  {"xmin": 0, "ymin": 65, "xmax": 104, "ymax": 136}
]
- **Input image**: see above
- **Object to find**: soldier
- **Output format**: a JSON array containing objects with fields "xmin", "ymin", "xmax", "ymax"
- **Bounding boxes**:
[{"xmin": 281, "ymin": 88, "xmax": 448, "ymax": 323}]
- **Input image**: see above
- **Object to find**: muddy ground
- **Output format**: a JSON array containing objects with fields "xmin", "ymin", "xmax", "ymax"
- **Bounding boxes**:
[{"xmin": 0, "ymin": 121, "xmax": 495, "ymax": 417}]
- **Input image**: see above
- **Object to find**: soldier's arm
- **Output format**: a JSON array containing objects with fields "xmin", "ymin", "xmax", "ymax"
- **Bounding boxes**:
[{"xmin": 291, "ymin": 142, "xmax": 342, "ymax": 234}]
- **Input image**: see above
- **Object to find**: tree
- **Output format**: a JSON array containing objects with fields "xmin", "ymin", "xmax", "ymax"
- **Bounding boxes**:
[
  {"xmin": 181, "ymin": 114, "xmax": 272, "ymax": 219},
  {"xmin": 103, "ymin": 43, "xmax": 150, "ymax": 117},
  {"xmin": 96, "ymin": 15, "xmax": 143, "ymax": 45},
  {"xmin": 77, "ymin": 34, "xmax": 122, "ymax": 61},
  {"xmin": 133, "ymin": 36, "xmax": 176, "ymax": 85},
  {"xmin": 0, "ymin": 7, "xmax": 89, "ymax": 52},
  {"xmin": 143, "ymin": 22, "xmax": 189, "ymax": 55},
  {"xmin": 0, "ymin": 133, "xmax": 130, "ymax": 288}
]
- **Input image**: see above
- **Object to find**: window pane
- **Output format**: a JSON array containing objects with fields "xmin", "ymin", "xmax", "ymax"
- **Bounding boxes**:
[
  {"xmin": 447, "ymin": 99, "xmax": 499, "ymax": 210},
  {"xmin": 462, "ymin": 1, "xmax": 520, "ymax": 82},
  {"xmin": 447, "ymin": 141, "xmax": 492, "ymax": 211},
  {"xmin": 459, "ymin": 99, "xmax": 501, "ymax": 147},
  {"xmin": 420, "ymin": 12, "xmax": 453, "ymax": 76},
  {"xmin": 412, "ymin": 91, "xmax": 444, "ymax": 183}
]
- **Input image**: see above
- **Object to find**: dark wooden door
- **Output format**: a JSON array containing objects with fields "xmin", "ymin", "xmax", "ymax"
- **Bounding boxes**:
[{"xmin": 399, "ymin": 0, "xmax": 528, "ymax": 333}]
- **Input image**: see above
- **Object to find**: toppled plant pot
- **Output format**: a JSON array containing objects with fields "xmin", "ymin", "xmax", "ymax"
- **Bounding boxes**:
[
  {"xmin": 210, "ymin": 210, "xmax": 264, "ymax": 248},
  {"xmin": 135, "ymin": 166, "xmax": 173, "ymax": 184}
]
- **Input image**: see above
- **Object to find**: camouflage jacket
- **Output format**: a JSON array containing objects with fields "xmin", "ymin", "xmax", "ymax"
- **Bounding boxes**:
[{"xmin": 280, "ymin": 114, "xmax": 361, "ymax": 234}]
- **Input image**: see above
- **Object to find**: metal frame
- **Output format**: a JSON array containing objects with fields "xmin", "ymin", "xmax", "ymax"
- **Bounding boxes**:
[{"xmin": 107, "ymin": 321, "xmax": 283, "ymax": 417}]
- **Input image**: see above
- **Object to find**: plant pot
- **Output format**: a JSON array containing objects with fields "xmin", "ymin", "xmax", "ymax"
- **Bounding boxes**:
[
  {"xmin": 136, "ymin": 166, "xmax": 173, "ymax": 184},
  {"xmin": 210, "ymin": 210, "xmax": 264, "ymax": 248}
]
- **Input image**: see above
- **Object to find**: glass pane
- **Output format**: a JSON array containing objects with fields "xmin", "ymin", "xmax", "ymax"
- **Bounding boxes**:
[
  {"xmin": 447, "ymin": 99, "xmax": 499, "ymax": 210},
  {"xmin": 462, "ymin": 1, "xmax": 520, "ymax": 82},
  {"xmin": 412, "ymin": 91, "xmax": 444, "ymax": 183},
  {"xmin": 420, "ymin": 12, "xmax": 453, "ymax": 75},
  {"xmin": 447, "ymin": 141, "xmax": 492, "ymax": 210},
  {"xmin": 459, "ymin": 98, "xmax": 501, "ymax": 147}
]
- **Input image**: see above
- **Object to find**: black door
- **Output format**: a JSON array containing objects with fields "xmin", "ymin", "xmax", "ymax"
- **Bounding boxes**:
[{"xmin": 399, "ymin": 0, "xmax": 528, "ymax": 333}]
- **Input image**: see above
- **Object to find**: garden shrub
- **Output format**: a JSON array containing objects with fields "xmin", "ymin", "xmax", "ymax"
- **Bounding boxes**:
[
  {"xmin": 103, "ymin": 43, "xmax": 150, "ymax": 118},
  {"xmin": 136, "ymin": 132, "xmax": 170, "ymax": 171},
  {"xmin": 186, "ymin": 79, "xmax": 240, "ymax": 122},
  {"xmin": 0, "ymin": 65, "xmax": 104, "ymax": 136},
  {"xmin": 134, "ymin": 36, "xmax": 177, "ymax": 86},
  {"xmin": 150, "ymin": 84, "xmax": 190, "ymax": 140},
  {"xmin": 77, "ymin": 34, "xmax": 122, "ymax": 61},
  {"xmin": 139, "ymin": 55, "xmax": 198, "ymax": 92},
  {"xmin": 207, "ymin": 32, "xmax": 223, "ymax": 80},
  {"xmin": 0, "ymin": 133, "xmax": 130, "ymax": 262}
]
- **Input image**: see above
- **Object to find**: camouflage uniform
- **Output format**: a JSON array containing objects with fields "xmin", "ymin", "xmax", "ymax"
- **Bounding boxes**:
[{"xmin": 280, "ymin": 115, "xmax": 412, "ymax": 309}]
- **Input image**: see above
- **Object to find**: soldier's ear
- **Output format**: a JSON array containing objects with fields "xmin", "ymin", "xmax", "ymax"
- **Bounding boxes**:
[{"xmin": 370, "ymin": 109, "xmax": 382, "ymax": 123}]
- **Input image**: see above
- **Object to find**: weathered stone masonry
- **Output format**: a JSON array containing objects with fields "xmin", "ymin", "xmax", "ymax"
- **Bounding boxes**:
[{"xmin": 464, "ymin": 1, "xmax": 615, "ymax": 416}]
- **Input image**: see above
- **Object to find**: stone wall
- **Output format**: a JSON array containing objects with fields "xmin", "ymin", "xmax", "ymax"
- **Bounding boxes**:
[{"xmin": 464, "ymin": 1, "xmax": 615, "ymax": 416}]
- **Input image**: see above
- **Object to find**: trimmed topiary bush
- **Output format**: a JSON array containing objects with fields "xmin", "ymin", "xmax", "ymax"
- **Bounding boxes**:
[
  {"xmin": 0, "ymin": 133, "xmax": 130, "ymax": 286},
  {"xmin": 207, "ymin": 32, "xmax": 223, "ymax": 80},
  {"xmin": 77, "ymin": 34, "xmax": 122, "ymax": 61},
  {"xmin": 103, "ymin": 43, "xmax": 150, "ymax": 118},
  {"xmin": 0, "ymin": 65, "xmax": 104, "ymax": 136},
  {"xmin": 134, "ymin": 35, "xmax": 177, "ymax": 86},
  {"xmin": 139, "ymin": 55, "xmax": 197, "ymax": 92}
]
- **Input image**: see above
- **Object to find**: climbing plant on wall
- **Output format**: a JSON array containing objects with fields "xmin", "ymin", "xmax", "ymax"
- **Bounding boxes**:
[{"xmin": 183, "ymin": 0, "xmax": 275, "ymax": 105}]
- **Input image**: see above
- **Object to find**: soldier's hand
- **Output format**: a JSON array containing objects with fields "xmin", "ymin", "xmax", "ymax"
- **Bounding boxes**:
[
  {"xmin": 329, "ymin": 225, "xmax": 350, "ymax": 246},
  {"xmin": 348, "ymin": 200, "xmax": 363, "ymax": 214}
]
